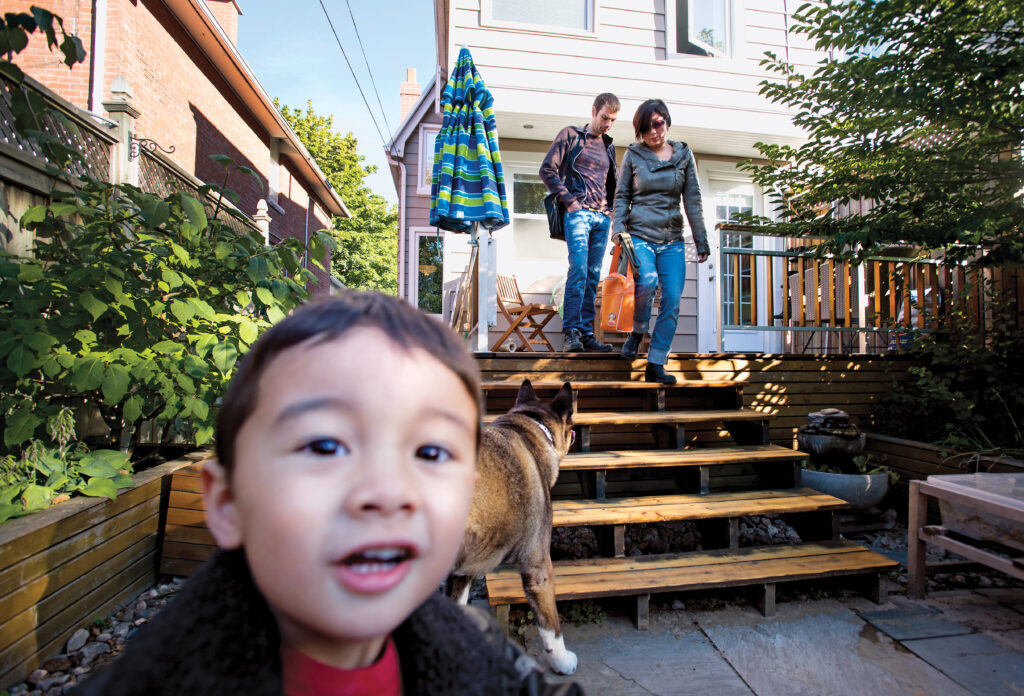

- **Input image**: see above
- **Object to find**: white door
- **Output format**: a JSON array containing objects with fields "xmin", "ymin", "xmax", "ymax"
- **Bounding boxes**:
[{"xmin": 697, "ymin": 174, "xmax": 781, "ymax": 352}]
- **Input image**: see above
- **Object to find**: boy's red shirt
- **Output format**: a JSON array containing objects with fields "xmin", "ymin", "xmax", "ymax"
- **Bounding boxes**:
[{"xmin": 281, "ymin": 637, "xmax": 402, "ymax": 696}]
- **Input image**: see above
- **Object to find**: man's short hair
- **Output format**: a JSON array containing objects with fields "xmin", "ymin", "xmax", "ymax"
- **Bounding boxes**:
[
  {"xmin": 214, "ymin": 291, "xmax": 483, "ymax": 476},
  {"xmin": 633, "ymin": 99, "xmax": 671, "ymax": 140},
  {"xmin": 593, "ymin": 92, "xmax": 620, "ymax": 113}
]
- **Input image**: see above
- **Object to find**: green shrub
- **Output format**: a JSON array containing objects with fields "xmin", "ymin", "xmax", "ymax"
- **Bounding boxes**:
[
  {"xmin": 872, "ymin": 284, "xmax": 1024, "ymax": 458},
  {"xmin": 0, "ymin": 174, "xmax": 332, "ymax": 457},
  {"xmin": 0, "ymin": 407, "xmax": 131, "ymax": 522},
  {"xmin": 0, "ymin": 7, "xmax": 336, "ymax": 522}
]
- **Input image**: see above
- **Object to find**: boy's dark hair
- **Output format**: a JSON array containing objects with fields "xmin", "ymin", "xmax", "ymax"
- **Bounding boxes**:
[
  {"xmin": 593, "ymin": 92, "xmax": 620, "ymax": 114},
  {"xmin": 214, "ymin": 291, "xmax": 483, "ymax": 476},
  {"xmin": 633, "ymin": 99, "xmax": 671, "ymax": 140}
]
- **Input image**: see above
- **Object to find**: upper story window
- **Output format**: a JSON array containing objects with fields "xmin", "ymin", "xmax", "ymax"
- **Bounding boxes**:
[
  {"xmin": 668, "ymin": 0, "xmax": 736, "ymax": 59},
  {"xmin": 483, "ymin": 0, "xmax": 595, "ymax": 34}
]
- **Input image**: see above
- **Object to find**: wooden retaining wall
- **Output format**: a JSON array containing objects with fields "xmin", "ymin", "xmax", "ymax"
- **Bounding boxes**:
[
  {"xmin": 477, "ymin": 353, "xmax": 912, "ymax": 447},
  {"xmin": 0, "ymin": 453, "xmax": 202, "ymax": 690},
  {"xmin": 863, "ymin": 432, "xmax": 1024, "ymax": 497},
  {"xmin": 159, "ymin": 462, "xmax": 216, "ymax": 577}
]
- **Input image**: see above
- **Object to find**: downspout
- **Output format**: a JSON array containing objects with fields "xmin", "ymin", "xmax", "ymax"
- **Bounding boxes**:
[
  {"xmin": 386, "ymin": 152, "xmax": 407, "ymax": 299},
  {"xmin": 90, "ymin": 0, "xmax": 107, "ymax": 114}
]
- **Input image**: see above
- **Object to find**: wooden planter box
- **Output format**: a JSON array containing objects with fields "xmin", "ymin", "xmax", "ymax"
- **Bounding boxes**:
[{"xmin": 0, "ymin": 452, "xmax": 205, "ymax": 690}]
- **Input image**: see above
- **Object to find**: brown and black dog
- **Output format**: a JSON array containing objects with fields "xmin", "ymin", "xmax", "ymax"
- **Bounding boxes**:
[{"xmin": 446, "ymin": 379, "xmax": 578, "ymax": 675}]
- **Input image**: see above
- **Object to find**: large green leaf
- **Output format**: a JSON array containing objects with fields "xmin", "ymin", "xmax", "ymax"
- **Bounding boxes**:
[
  {"xmin": 21, "ymin": 485, "xmax": 52, "ymax": 512},
  {"xmin": 123, "ymin": 394, "xmax": 143, "ymax": 423},
  {"xmin": 140, "ymin": 200, "xmax": 170, "ymax": 228},
  {"xmin": 255, "ymin": 286, "xmax": 274, "ymax": 306},
  {"xmin": 77, "ymin": 449, "xmax": 128, "ymax": 477},
  {"xmin": 238, "ymin": 319, "xmax": 258, "ymax": 345},
  {"xmin": 152, "ymin": 340, "xmax": 185, "ymax": 354},
  {"xmin": 212, "ymin": 340, "xmax": 238, "ymax": 374},
  {"xmin": 181, "ymin": 353, "xmax": 209, "ymax": 378},
  {"xmin": 162, "ymin": 268, "xmax": 184, "ymax": 289},
  {"xmin": 194, "ymin": 333, "xmax": 218, "ymax": 358},
  {"xmin": 189, "ymin": 299, "xmax": 216, "ymax": 321},
  {"xmin": 4, "ymin": 409, "xmax": 42, "ymax": 447},
  {"xmin": 101, "ymin": 364, "xmax": 131, "ymax": 404},
  {"xmin": 79, "ymin": 477, "xmax": 117, "ymax": 500},
  {"xmin": 71, "ymin": 356, "xmax": 105, "ymax": 391},
  {"xmin": 17, "ymin": 263, "xmax": 44, "ymax": 283},
  {"xmin": 6, "ymin": 342, "xmax": 36, "ymax": 378},
  {"xmin": 247, "ymin": 257, "xmax": 269, "ymax": 284},
  {"xmin": 170, "ymin": 299, "xmax": 196, "ymax": 324},
  {"xmin": 179, "ymin": 193, "xmax": 208, "ymax": 233},
  {"xmin": 79, "ymin": 291, "xmax": 107, "ymax": 320}
]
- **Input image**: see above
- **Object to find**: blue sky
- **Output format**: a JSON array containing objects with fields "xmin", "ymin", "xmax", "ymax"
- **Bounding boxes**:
[{"xmin": 237, "ymin": 1, "xmax": 437, "ymax": 205}]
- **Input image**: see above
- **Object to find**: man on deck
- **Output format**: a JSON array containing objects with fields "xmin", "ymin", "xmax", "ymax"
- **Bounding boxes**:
[{"xmin": 540, "ymin": 93, "xmax": 620, "ymax": 352}]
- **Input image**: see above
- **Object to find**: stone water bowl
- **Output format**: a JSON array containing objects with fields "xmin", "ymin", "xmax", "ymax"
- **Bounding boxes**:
[{"xmin": 798, "ymin": 467, "xmax": 890, "ymax": 510}]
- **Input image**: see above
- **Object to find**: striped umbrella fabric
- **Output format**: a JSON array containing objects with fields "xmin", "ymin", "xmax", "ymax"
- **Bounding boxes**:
[{"xmin": 430, "ymin": 47, "xmax": 509, "ymax": 233}]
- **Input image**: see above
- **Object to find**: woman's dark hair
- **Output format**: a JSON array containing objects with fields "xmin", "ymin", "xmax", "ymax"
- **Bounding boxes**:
[
  {"xmin": 214, "ymin": 291, "xmax": 483, "ymax": 476},
  {"xmin": 632, "ymin": 99, "xmax": 671, "ymax": 140}
]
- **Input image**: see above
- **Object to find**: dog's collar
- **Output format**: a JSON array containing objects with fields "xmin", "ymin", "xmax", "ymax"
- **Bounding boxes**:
[{"xmin": 523, "ymin": 413, "xmax": 556, "ymax": 448}]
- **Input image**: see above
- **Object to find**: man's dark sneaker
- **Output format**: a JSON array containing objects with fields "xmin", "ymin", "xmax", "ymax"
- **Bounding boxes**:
[
  {"xmin": 644, "ymin": 362, "xmax": 677, "ymax": 385},
  {"xmin": 580, "ymin": 333, "xmax": 613, "ymax": 352},
  {"xmin": 562, "ymin": 329, "xmax": 584, "ymax": 352},
  {"xmin": 621, "ymin": 332, "xmax": 644, "ymax": 360}
]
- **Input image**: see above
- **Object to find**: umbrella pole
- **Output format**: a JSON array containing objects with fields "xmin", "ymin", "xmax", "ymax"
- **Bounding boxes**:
[{"xmin": 469, "ymin": 223, "xmax": 493, "ymax": 353}]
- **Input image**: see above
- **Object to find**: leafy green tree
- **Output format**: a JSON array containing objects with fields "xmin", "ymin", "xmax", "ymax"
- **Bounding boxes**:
[
  {"xmin": 277, "ymin": 100, "xmax": 398, "ymax": 293},
  {"xmin": 740, "ymin": 0, "xmax": 1024, "ymax": 265}
]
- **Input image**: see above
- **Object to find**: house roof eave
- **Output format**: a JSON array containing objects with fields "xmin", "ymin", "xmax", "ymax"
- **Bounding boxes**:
[
  {"xmin": 385, "ymin": 72, "xmax": 439, "ymax": 160},
  {"xmin": 161, "ymin": 0, "xmax": 349, "ymax": 218}
]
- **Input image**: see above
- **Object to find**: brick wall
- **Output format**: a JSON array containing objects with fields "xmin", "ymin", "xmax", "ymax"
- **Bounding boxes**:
[{"xmin": 10, "ymin": 0, "xmax": 336, "ymax": 296}]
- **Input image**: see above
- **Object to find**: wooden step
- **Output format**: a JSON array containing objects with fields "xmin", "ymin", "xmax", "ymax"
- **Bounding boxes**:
[
  {"xmin": 552, "ymin": 488, "xmax": 846, "ymax": 527},
  {"xmin": 559, "ymin": 445, "xmax": 805, "ymax": 472},
  {"xmin": 481, "ymin": 380, "xmax": 743, "ymax": 391},
  {"xmin": 485, "ymin": 540, "xmax": 897, "ymax": 621},
  {"xmin": 482, "ymin": 408, "xmax": 768, "ymax": 426}
]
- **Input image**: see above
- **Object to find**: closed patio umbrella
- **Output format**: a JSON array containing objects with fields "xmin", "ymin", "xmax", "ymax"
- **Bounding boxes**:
[{"xmin": 429, "ymin": 47, "xmax": 509, "ymax": 233}]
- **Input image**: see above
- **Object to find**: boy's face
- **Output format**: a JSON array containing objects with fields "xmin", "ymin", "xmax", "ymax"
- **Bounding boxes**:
[{"xmin": 203, "ymin": 328, "xmax": 478, "ymax": 667}]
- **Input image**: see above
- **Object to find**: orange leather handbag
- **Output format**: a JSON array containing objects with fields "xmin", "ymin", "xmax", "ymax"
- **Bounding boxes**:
[{"xmin": 600, "ymin": 234, "xmax": 639, "ymax": 333}]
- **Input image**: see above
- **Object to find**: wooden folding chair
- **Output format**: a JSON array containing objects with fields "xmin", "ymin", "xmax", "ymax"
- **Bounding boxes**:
[{"xmin": 491, "ymin": 274, "xmax": 558, "ymax": 351}]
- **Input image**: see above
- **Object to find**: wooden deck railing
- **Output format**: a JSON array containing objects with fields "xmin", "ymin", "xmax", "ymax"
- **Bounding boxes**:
[{"xmin": 718, "ymin": 225, "xmax": 1022, "ymax": 354}]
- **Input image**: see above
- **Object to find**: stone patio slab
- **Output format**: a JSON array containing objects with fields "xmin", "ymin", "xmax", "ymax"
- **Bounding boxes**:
[
  {"xmin": 525, "ymin": 612, "xmax": 753, "ymax": 696},
  {"xmin": 859, "ymin": 598, "xmax": 973, "ymax": 640},
  {"xmin": 693, "ymin": 601, "xmax": 973, "ymax": 696},
  {"xmin": 904, "ymin": 632, "xmax": 1024, "ymax": 696},
  {"xmin": 924, "ymin": 591, "xmax": 1024, "ymax": 632}
]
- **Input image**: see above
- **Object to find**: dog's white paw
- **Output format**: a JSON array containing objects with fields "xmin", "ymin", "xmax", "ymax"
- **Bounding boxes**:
[
  {"xmin": 538, "ymin": 627, "xmax": 578, "ymax": 675},
  {"xmin": 549, "ymin": 648, "xmax": 578, "ymax": 675}
]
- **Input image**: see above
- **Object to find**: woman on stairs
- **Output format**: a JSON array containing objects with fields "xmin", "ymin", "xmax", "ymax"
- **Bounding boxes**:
[{"xmin": 612, "ymin": 99, "xmax": 711, "ymax": 384}]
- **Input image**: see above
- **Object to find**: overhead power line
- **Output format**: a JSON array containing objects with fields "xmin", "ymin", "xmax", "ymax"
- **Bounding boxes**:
[
  {"xmin": 344, "ymin": 0, "xmax": 393, "ymax": 140},
  {"xmin": 317, "ymin": 0, "xmax": 389, "ymax": 148}
]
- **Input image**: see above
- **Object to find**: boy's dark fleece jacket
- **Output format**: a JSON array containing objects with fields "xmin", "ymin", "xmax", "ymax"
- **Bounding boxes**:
[{"xmin": 71, "ymin": 549, "xmax": 582, "ymax": 696}]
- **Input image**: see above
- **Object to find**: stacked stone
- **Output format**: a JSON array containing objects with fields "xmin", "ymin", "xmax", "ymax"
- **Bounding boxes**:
[{"xmin": 6, "ymin": 579, "xmax": 185, "ymax": 696}]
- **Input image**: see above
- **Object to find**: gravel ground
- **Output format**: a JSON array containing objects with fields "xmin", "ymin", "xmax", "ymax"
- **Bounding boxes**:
[{"xmin": 6, "ymin": 508, "xmax": 1021, "ymax": 694}]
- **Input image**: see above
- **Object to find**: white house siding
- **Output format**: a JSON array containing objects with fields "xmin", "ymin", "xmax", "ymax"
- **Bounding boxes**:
[{"xmin": 447, "ymin": 0, "xmax": 822, "ymax": 158}]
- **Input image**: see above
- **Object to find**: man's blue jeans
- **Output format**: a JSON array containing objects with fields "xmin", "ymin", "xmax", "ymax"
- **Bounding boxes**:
[
  {"xmin": 631, "ymin": 237, "xmax": 687, "ymax": 365},
  {"xmin": 563, "ymin": 209, "xmax": 611, "ymax": 335}
]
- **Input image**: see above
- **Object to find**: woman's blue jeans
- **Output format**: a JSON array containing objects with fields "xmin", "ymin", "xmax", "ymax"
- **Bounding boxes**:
[
  {"xmin": 631, "ymin": 237, "xmax": 687, "ymax": 365},
  {"xmin": 563, "ymin": 209, "xmax": 611, "ymax": 335}
]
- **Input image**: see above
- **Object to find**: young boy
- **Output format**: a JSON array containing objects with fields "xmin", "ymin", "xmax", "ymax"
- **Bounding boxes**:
[{"xmin": 74, "ymin": 292, "xmax": 582, "ymax": 696}]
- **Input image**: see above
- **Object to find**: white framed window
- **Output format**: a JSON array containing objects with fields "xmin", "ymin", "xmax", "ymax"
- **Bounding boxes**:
[
  {"xmin": 417, "ymin": 124, "xmax": 440, "ymax": 196},
  {"xmin": 481, "ymin": 0, "xmax": 597, "ymax": 36},
  {"xmin": 410, "ymin": 228, "xmax": 445, "ymax": 315},
  {"xmin": 666, "ymin": 0, "xmax": 742, "ymax": 60}
]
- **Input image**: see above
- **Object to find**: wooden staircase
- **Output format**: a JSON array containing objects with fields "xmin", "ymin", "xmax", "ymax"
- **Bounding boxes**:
[{"xmin": 477, "ymin": 356, "xmax": 898, "ymax": 629}]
